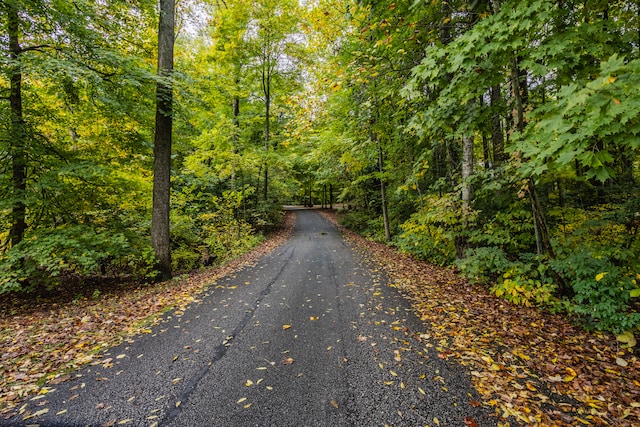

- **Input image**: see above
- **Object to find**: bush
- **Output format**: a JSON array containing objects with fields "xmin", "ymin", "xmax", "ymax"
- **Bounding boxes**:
[
  {"xmin": 456, "ymin": 247, "xmax": 513, "ymax": 284},
  {"xmin": 0, "ymin": 225, "xmax": 132, "ymax": 294},
  {"xmin": 339, "ymin": 209, "xmax": 373, "ymax": 234},
  {"xmin": 550, "ymin": 250, "xmax": 640, "ymax": 333},
  {"xmin": 394, "ymin": 195, "xmax": 459, "ymax": 266}
]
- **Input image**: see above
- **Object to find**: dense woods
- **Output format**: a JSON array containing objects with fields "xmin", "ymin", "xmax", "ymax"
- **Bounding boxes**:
[{"xmin": 1, "ymin": 0, "xmax": 639, "ymax": 334}]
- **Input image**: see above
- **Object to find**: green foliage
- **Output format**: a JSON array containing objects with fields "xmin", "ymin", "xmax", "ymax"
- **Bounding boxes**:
[
  {"xmin": 339, "ymin": 210, "xmax": 373, "ymax": 234},
  {"xmin": 491, "ymin": 277, "xmax": 557, "ymax": 307},
  {"xmin": 550, "ymin": 251, "xmax": 640, "ymax": 333},
  {"xmin": 0, "ymin": 226, "xmax": 132, "ymax": 294},
  {"xmin": 170, "ymin": 185, "xmax": 267, "ymax": 272},
  {"xmin": 394, "ymin": 196, "xmax": 459, "ymax": 266},
  {"xmin": 456, "ymin": 247, "xmax": 513, "ymax": 285},
  {"xmin": 516, "ymin": 56, "xmax": 640, "ymax": 182}
]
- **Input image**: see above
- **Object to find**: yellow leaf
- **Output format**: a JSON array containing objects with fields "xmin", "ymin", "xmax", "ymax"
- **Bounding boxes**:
[
  {"xmin": 282, "ymin": 324, "xmax": 292, "ymax": 330},
  {"xmin": 617, "ymin": 331, "xmax": 637, "ymax": 348},
  {"xmin": 245, "ymin": 380, "xmax": 254, "ymax": 386},
  {"xmin": 237, "ymin": 397, "xmax": 247, "ymax": 404},
  {"xmin": 616, "ymin": 357, "xmax": 628, "ymax": 367},
  {"xmin": 389, "ymin": 370, "xmax": 398, "ymax": 377},
  {"xmin": 564, "ymin": 367, "xmax": 577, "ymax": 382},
  {"xmin": 243, "ymin": 403, "xmax": 252, "ymax": 409},
  {"xmin": 418, "ymin": 387, "xmax": 426, "ymax": 395},
  {"xmin": 595, "ymin": 272, "xmax": 607, "ymax": 282},
  {"xmin": 310, "ymin": 316, "xmax": 319, "ymax": 321}
]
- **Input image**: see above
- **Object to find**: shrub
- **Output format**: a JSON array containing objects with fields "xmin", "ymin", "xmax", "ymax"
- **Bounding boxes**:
[
  {"xmin": 550, "ymin": 250, "xmax": 640, "ymax": 333},
  {"xmin": 0, "ymin": 225, "xmax": 132, "ymax": 294},
  {"xmin": 394, "ymin": 195, "xmax": 459, "ymax": 266}
]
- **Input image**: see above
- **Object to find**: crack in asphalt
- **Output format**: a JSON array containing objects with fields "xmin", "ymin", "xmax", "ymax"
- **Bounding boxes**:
[{"xmin": 160, "ymin": 244, "xmax": 297, "ymax": 426}]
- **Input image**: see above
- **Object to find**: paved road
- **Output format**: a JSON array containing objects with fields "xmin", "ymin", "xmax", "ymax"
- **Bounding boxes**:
[{"xmin": 4, "ymin": 210, "xmax": 495, "ymax": 426}]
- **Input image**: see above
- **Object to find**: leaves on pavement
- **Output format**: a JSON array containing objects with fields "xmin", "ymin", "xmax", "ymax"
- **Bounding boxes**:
[
  {"xmin": 0, "ymin": 213, "xmax": 295, "ymax": 416},
  {"xmin": 321, "ymin": 210, "xmax": 640, "ymax": 426}
]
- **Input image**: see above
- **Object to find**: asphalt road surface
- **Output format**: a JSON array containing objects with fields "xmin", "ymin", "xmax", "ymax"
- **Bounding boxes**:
[{"xmin": 4, "ymin": 210, "xmax": 496, "ymax": 426}]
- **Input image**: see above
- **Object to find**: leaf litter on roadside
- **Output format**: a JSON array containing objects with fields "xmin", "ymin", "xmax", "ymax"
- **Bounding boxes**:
[
  {"xmin": 0, "ymin": 213, "xmax": 295, "ymax": 417},
  {"xmin": 319, "ymin": 210, "xmax": 640, "ymax": 427}
]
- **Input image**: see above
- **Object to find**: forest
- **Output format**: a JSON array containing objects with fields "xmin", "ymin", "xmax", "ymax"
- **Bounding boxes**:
[{"xmin": 1, "ymin": 0, "xmax": 639, "ymax": 335}]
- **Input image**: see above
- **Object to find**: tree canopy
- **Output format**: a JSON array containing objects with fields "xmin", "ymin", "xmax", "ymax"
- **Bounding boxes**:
[{"xmin": 1, "ymin": 0, "xmax": 639, "ymax": 334}]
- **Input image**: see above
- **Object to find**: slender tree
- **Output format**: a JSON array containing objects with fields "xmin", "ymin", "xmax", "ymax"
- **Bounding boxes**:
[
  {"xmin": 151, "ymin": 0, "xmax": 176, "ymax": 280},
  {"xmin": 5, "ymin": 0, "xmax": 27, "ymax": 248}
]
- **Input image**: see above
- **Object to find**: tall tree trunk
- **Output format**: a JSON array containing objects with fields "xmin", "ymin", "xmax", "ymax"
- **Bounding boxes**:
[
  {"xmin": 509, "ymin": 55, "xmax": 554, "ymax": 258},
  {"xmin": 456, "ymin": 132, "xmax": 475, "ymax": 258},
  {"xmin": 7, "ymin": 2, "xmax": 27, "ymax": 248},
  {"xmin": 490, "ymin": 84, "xmax": 505, "ymax": 165},
  {"xmin": 230, "ymin": 75, "xmax": 241, "ymax": 191},
  {"xmin": 151, "ymin": 0, "xmax": 175, "ymax": 281},
  {"xmin": 461, "ymin": 133, "xmax": 474, "ymax": 216},
  {"xmin": 262, "ymin": 47, "xmax": 271, "ymax": 202},
  {"xmin": 377, "ymin": 141, "xmax": 391, "ymax": 242},
  {"xmin": 329, "ymin": 183, "xmax": 333, "ymax": 209}
]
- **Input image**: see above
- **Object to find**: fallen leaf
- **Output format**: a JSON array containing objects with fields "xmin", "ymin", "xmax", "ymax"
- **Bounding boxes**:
[
  {"xmin": 281, "ymin": 357, "xmax": 295, "ymax": 365},
  {"xmin": 282, "ymin": 324, "xmax": 292, "ymax": 330},
  {"xmin": 464, "ymin": 416, "xmax": 479, "ymax": 427},
  {"xmin": 616, "ymin": 357, "xmax": 628, "ymax": 367},
  {"xmin": 564, "ymin": 367, "xmax": 577, "ymax": 382}
]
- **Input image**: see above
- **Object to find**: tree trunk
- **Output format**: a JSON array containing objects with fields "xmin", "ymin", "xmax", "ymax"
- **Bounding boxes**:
[
  {"xmin": 7, "ymin": 2, "xmax": 27, "ymax": 248},
  {"xmin": 490, "ymin": 84, "xmax": 505, "ymax": 165},
  {"xmin": 262, "ymin": 48, "xmax": 271, "ymax": 202},
  {"xmin": 461, "ymin": 133, "xmax": 474, "ymax": 216},
  {"xmin": 329, "ymin": 184, "xmax": 333, "ymax": 209},
  {"xmin": 509, "ymin": 55, "xmax": 554, "ymax": 259},
  {"xmin": 456, "ymin": 133, "xmax": 475, "ymax": 258},
  {"xmin": 151, "ymin": 0, "xmax": 175, "ymax": 281},
  {"xmin": 230, "ymin": 75, "xmax": 240, "ymax": 191},
  {"xmin": 378, "ymin": 142, "xmax": 391, "ymax": 242}
]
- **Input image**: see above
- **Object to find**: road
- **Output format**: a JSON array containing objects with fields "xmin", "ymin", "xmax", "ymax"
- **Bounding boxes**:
[{"xmin": 4, "ymin": 210, "xmax": 495, "ymax": 426}]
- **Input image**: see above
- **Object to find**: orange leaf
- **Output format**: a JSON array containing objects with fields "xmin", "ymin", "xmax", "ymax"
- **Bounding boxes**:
[{"xmin": 464, "ymin": 416, "xmax": 479, "ymax": 427}]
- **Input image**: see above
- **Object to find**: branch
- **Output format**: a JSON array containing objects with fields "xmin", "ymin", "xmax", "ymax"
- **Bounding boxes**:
[{"xmin": 20, "ymin": 44, "xmax": 51, "ymax": 53}]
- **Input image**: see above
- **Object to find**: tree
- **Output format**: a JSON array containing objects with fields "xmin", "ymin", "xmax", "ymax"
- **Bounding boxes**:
[
  {"xmin": 151, "ymin": 0, "xmax": 176, "ymax": 281},
  {"xmin": 4, "ymin": 0, "xmax": 27, "ymax": 248}
]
